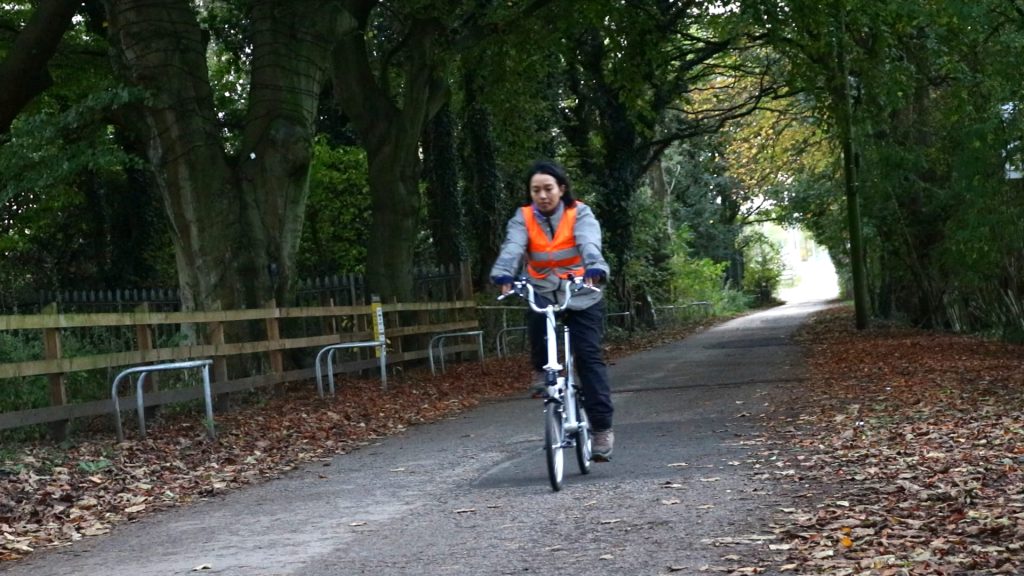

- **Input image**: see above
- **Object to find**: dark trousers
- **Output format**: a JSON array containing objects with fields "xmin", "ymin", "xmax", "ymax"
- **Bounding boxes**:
[{"xmin": 528, "ymin": 297, "xmax": 614, "ymax": 431}]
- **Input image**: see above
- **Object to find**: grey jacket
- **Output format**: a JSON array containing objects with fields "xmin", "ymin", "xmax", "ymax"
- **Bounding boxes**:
[{"xmin": 490, "ymin": 201, "xmax": 609, "ymax": 310}]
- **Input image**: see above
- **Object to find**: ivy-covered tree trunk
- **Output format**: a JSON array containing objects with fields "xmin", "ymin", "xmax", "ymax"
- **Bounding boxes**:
[
  {"xmin": 461, "ymin": 72, "xmax": 504, "ymax": 289},
  {"xmin": 596, "ymin": 157, "xmax": 642, "ymax": 281},
  {"xmin": 423, "ymin": 102, "xmax": 466, "ymax": 268},
  {"xmin": 103, "ymin": 0, "xmax": 342, "ymax": 311}
]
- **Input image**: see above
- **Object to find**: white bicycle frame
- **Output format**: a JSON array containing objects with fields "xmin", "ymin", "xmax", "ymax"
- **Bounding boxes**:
[{"xmin": 500, "ymin": 277, "xmax": 598, "ymax": 437}]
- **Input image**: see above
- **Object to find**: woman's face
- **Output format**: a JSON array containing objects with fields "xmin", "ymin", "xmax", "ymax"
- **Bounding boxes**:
[{"xmin": 530, "ymin": 173, "xmax": 564, "ymax": 215}]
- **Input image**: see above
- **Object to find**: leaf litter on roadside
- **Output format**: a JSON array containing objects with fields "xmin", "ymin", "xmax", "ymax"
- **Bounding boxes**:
[{"xmin": 759, "ymin": 306, "xmax": 1024, "ymax": 574}]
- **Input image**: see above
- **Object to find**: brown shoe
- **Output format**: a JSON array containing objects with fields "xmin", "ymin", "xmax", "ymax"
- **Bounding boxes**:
[{"xmin": 592, "ymin": 428, "xmax": 614, "ymax": 461}]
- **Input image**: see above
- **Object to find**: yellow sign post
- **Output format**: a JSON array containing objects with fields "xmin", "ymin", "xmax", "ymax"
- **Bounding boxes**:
[{"xmin": 370, "ymin": 295, "xmax": 385, "ymax": 357}]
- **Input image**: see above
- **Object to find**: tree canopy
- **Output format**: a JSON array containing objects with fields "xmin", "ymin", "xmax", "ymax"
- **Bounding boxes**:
[{"xmin": 1, "ymin": 0, "xmax": 1022, "ymax": 338}]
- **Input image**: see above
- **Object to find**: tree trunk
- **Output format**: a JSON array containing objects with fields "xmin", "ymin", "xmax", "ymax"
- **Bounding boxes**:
[
  {"xmin": 563, "ymin": 28, "xmax": 663, "ymax": 314},
  {"xmin": 332, "ymin": 9, "xmax": 448, "ymax": 302},
  {"xmin": 647, "ymin": 158, "xmax": 672, "ymax": 234},
  {"xmin": 237, "ymin": 1, "xmax": 341, "ymax": 305},
  {"xmin": 104, "ymin": 0, "xmax": 342, "ymax": 311},
  {"xmin": 365, "ymin": 143, "xmax": 423, "ymax": 302},
  {"xmin": 831, "ymin": 5, "xmax": 870, "ymax": 329},
  {"xmin": 105, "ymin": 0, "xmax": 234, "ymax": 310}
]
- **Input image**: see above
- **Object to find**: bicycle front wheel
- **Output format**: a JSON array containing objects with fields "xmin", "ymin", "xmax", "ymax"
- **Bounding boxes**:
[{"xmin": 544, "ymin": 403, "xmax": 565, "ymax": 491}]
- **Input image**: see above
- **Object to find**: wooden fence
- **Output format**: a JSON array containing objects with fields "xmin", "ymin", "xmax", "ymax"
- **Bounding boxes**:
[{"xmin": 0, "ymin": 298, "xmax": 479, "ymax": 438}]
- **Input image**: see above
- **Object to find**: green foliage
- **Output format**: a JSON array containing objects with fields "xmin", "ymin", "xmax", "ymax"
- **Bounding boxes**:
[
  {"xmin": 1, "ymin": 161, "xmax": 173, "ymax": 297},
  {"xmin": 0, "ymin": 332, "xmax": 46, "ymax": 413},
  {"xmin": 1, "ymin": 6, "xmax": 173, "ymax": 295},
  {"xmin": 739, "ymin": 230, "xmax": 785, "ymax": 305},
  {"xmin": 0, "ymin": 326, "xmax": 142, "ymax": 417},
  {"xmin": 667, "ymin": 228, "xmax": 729, "ymax": 305},
  {"xmin": 297, "ymin": 138, "xmax": 371, "ymax": 277},
  {"xmin": 77, "ymin": 458, "xmax": 112, "ymax": 473},
  {"xmin": 0, "ymin": 86, "xmax": 146, "ymax": 205},
  {"xmin": 0, "ymin": 0, "xmax": 32, "ymax": 27},
  {"xmin": 0, "ymin": 80, "xmax": 176, "ymax": 297},
  {"xmin": 619, "ymin": 191, "xmax": 673, "ymax": 306},
  {"xmin": 715, "ymin": 285, "xmax": 754, "ymax": 315},
  {"xmin": 459, "ymin": 25, "xmax": 562, "ymax": 175},
  {"xmin": 197, "ymin": 0, "xmax": 251, "ymax": 153},
  {"xmin": 661, "ymin": 140, "xmax": 743, "ymax": 268}
]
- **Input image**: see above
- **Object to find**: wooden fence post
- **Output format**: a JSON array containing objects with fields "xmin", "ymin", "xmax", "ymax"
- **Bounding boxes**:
[
  {"xmin": 416, "ymin": 299, "xmax": 431, "ymax": 360},
  {"xmin": 459, "ymin": 260, "xmax": 474, "ymax": 300},
  {"xmin": 42, "ymin": 303, "xmax": 68, "ymax": 441},
  {"xmin": 134, "ymin": 303, "xmax": 159, "ymax": 419},
  {"xmin": 209, "ymin": 321, "xmax": 230, "ymax": 411},
  {"xmin": 390, "ymin": 295, "xmax": 404, "ymax": 360},
  {"xmin": 264, "ymin": 299, "xmax": 284, "ymax": 390}
]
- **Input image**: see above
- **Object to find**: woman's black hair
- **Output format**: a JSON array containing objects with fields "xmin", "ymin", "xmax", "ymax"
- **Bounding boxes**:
[{"xmin": 523, "ymin": 160, "xmax": 576, "ymax": 208}]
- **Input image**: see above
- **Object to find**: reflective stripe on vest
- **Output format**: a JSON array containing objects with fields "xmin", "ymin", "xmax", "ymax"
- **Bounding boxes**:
[{"xmin": 522, "ymin": 204, "xmax": 585, "ymax": 280}]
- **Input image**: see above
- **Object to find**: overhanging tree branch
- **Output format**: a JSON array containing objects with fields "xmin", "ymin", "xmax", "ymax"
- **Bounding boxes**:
[{"xmin": 0, "ymin": 0, "xmax": 79, "ymax": 135}]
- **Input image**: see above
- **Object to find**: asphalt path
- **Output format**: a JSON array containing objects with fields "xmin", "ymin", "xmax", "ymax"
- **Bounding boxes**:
[{"xmin": 4, "ymin": 300, "xmax": 833, "ymax": 576}]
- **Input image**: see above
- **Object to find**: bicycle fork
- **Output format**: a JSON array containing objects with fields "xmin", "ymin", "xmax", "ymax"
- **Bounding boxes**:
[{"xmin": 545, "ymin": 325, "xmax": 581, "ymax": 443}]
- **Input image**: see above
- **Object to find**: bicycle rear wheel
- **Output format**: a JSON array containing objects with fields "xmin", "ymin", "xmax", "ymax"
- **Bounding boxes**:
[
  {"xmin": 575, "ymin": 398, "xmax": 592, "ymax": 475},
  {"xmin": 544, "ymin": 403, "xmax": 564, "ymax": 491}
]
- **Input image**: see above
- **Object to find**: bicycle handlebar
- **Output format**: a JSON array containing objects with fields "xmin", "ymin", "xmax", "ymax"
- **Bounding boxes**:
[{"xmin": 496, "ymin": 276, "xmax": 600, "ymax": 313}]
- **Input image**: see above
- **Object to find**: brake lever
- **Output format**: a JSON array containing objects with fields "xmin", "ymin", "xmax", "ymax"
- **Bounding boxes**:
[{"xmin": 496, "ymin": 279, "xmax": 529, "ymax": 301}]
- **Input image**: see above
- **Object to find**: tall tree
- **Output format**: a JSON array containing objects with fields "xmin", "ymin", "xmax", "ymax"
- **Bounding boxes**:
[
  {"xmin": 459, "ymin": 68, "xmax": 505, "ymax": 288},
  {"xmin": 830, "ymin": 4, "xmax": 869, "ymax": 329},
  {"xmin": 557, "ymin": 1, "xmax": 777, "ymax": 311},
  {"xmin": 423, "ymin": 103, "xmax": 467, "ymax": 268},
  {"xmin": 330, "ymin": 0, "xmax": 554, "ymax": 301},
  {"xmin": 455, "ymin": 14, "xmax": 564, "ymax": 289},
  {"xmin": 102, "ymin": 0, "xmax": 348, "ymax": 311},
  {"xmin": 331, "ymin": 1, "xmax": 447, "ymax": 301},
  {"xmin": 751, "ymin": 0, "xmax": 881, "ymax": 327}
]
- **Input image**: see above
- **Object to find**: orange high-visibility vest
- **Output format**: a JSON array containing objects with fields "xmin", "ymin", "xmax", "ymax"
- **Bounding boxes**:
[{"xmin": 522, "ymin": 204, "xmax": 585, "ymax": 280}]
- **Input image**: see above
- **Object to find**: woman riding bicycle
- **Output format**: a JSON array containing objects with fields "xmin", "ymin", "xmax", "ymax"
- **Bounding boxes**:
[{"xmin": 490, "ymin": 160, "xmax": 615, "ymax": 461}]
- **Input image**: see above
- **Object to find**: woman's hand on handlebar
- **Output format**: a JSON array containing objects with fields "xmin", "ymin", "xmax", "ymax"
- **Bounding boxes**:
[
  {"xmin": 494, "ymin": 275, "xmax": 530, "ymax": 300},
  {"xmin": 583, "ymin": 268, "xmax": 605, "ymax": 289},
  {"xmin": 491, "ymin": 275, "xmax": 514, "ymax": 296}
]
